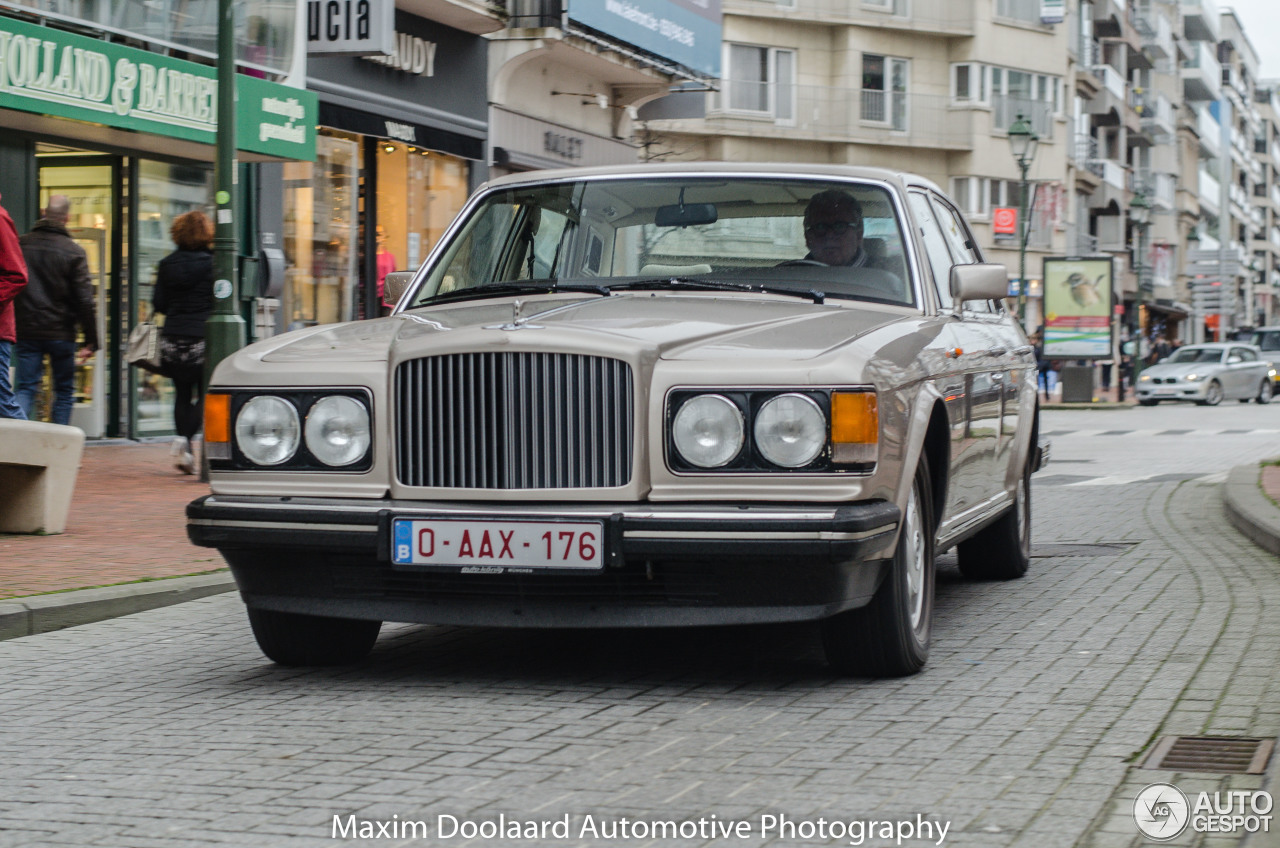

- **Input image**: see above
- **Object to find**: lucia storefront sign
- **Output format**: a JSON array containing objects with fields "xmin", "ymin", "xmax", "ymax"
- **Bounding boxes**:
[{"xmin": 0, "ymin": 15, "xmax": 316, "ymax": 161}]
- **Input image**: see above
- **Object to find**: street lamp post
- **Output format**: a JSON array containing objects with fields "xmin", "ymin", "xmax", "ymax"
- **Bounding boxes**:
[
  {"xmin": 1129, "ymin": 193, "xmax": 1152, "ymax": 387},
  {"xmin": 1008, "ymin": 113, "xmax": 1040, "ymax": 328}
]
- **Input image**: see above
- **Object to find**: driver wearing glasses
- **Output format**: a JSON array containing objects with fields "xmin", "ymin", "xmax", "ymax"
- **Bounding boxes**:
[{"xmin": 804, "ymin": 189, "xmax": 868, "ymax": 267}]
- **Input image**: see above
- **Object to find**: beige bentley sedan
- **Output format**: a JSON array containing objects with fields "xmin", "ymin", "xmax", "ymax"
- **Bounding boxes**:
[{"xmin": 188, "ymin": 163, "xmax": 1047, "ymax": 677}]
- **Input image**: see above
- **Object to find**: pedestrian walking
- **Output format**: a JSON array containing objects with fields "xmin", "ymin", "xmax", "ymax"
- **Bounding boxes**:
[
  {"xmin": 153, "ymin": 210, "xmax": 213, "ymax": 475},
  {"xmin": 0, "ymin": 191, "xmax": 28, "ymax": 420},
  {"xmin": 1032, "ymin": 329, "xmax": 1056, "ymax": 401},
  {"xmin": 15, "ymin": 195, "xmax": 98, "ymax": 425}
]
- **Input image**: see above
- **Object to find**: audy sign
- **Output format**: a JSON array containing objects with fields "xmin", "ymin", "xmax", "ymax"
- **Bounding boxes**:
[{"xmin": 0, "ymin": 15, "xmax": 316, "ymax": 161}]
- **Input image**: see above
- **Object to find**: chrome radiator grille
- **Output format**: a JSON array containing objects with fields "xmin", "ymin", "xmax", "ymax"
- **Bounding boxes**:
[{"xmin": 395, "ymin": 352, "xmax": 634, "ymax": 489}]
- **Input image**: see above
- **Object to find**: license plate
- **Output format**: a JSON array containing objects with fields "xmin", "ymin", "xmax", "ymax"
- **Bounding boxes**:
[{"xmin": 391, "ymin": 518, "xmax": 605, "ymax": 573}]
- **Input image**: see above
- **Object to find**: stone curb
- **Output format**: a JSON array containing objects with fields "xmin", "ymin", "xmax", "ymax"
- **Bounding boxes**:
[
  {"xmin": 1223, "ymin": 464, "xmax": 1280, "ymax": 557},
  {"xmin": 1221, "ymin": 464, "xmax": 1280, "ymax": 848},
  {"xmin": 0, "ymin": 572, "xmax": 236, "ymax": 642}
]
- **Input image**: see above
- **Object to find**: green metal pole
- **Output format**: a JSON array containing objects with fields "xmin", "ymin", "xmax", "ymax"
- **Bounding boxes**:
[
  {"xmin": 206, "ymin": 0, "xmax": 245, "ymax": 386},
  {"xmin": 1017, "ymin": 161, "xmax": 1029, "ymax": 328}
]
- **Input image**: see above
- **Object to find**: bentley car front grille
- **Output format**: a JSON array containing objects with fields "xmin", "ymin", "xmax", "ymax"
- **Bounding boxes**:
[{"xmin": 395, "ymin": 352, "xmax": 634, "ymax": 489}]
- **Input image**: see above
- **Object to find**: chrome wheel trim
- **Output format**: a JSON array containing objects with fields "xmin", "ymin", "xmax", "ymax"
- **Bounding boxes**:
[
  {"xmin": 1016, "ymin": 472, "xmax": 1030, "ymax": 558},
  {"xmin": 1207, "ymin": 381, "xmax": 1223, "ymax": 405},
  {"xmin": 903, "ymin": 485, "xmax": 926, "ymax": 635},
  {"xmin": 1261, "ymin": 381, "xmax": 1273, "ymax": 402}
]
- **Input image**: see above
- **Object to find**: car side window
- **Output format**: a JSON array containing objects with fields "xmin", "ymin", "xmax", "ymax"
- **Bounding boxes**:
[
  {"xmin": 933, "ymin": 195, "xmax": 980, "ymax": 264},
  {"xmin": 1233, "ymin": 347, "xmax": 1256, "ymax": 362},
  {"xmin": 908, "ymin": 191, "xmax": 955, "ymax": 310}
]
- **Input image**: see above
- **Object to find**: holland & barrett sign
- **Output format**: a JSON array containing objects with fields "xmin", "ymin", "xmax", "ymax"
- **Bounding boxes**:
[{"xmin": 0, "ymin": 15, "xmax": 316, "ymax": 161}]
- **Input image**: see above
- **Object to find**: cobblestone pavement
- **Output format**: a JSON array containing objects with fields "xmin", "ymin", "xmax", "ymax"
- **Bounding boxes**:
[{"xmin": 0, "ymin": 408, "xmax": 1278, "ymax": 848}]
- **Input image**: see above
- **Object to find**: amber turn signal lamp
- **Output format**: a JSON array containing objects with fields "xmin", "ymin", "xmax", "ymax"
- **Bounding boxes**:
[
  {"xmin": 831, "ymin": 391, "xmax": 878, "ymax": 464},
  {"xmin": 204, "ymin": 393, "xmax": 231, "ymax": 460}
]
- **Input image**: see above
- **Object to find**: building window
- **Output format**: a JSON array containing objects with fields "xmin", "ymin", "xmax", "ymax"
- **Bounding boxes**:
[
  {"xmin": 995, "ymin": 0, "xmax": 1043, "ymax": 26},
  {"xmin": 723, "ymin": 44, "xmax": 796, "ymax": 124},
  {"xmin": 862, "ymin": 54, "xmax": 909, "ymax": 130},
  {"xmin": 950, "ymin": 176, "xmax": 987, "ymax": 217},
  {"xmin": 952, "ymin": 63, "xmax": 988, "ymax": 104}
]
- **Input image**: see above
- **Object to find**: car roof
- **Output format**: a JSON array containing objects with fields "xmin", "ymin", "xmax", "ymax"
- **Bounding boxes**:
[
  {"xmin": 479, "ymin": 162, "xmax": 941, "ymax": 196},
  {"xmin": 1180, "ymin": 342, "xmax": 1257, "ymax": 350}
]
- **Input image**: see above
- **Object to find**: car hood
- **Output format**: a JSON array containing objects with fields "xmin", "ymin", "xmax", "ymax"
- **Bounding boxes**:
[
  {"xmin": 1143, "ymin": 361, "xmax": 1221, "ymax": 377},
  {"xmin": 251, "ymin": 293, "xmax": 909, "ymax": 365}
]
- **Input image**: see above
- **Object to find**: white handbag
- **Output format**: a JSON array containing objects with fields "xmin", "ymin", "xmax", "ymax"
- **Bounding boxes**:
[{"xmin": 127, "ymin": 315, "xmax": 163, "ymax": 373}]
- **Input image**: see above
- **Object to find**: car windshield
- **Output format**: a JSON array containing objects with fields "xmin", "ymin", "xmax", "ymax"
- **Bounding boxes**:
[
  {"xmin": 1168, "ymin": 347, "xmax": 1223, "ymax": 364},
  {"xmin": 1251, "ymin": 330, "xmax": 1280, "ymax": 351},
  {"xmin": 404, "ymin": 177, "xmax": 915, "ymax": 308}
]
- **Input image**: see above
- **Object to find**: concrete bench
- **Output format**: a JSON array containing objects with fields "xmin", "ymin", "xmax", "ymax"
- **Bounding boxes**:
[{"xmin": 0, "ymin": 419, "xmax": 85, "ymax": 535}]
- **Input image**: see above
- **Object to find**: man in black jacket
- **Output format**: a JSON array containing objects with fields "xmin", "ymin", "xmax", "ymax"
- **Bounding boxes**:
[{"xmin": 15, "ymin": 195, "xmax": 99, "ymax": 425}]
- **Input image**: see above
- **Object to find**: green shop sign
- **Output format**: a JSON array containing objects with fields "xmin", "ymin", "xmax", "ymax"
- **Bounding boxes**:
[{"xmin": 0, "ymin": 15, "xmax": 316, "ymax": 161}]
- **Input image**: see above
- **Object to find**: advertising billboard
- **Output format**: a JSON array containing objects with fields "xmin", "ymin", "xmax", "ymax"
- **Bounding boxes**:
[
  {"xmin": 567, "ymin": 0, "xmax": 722, "ymax": 78},
  {"xmin": 1042, "ymin": 257, "xmax": 1113, "ymax": 359}
]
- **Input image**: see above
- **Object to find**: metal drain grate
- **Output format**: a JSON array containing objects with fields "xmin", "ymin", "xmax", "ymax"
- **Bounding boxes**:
[
  {"xmin": 1140, "ymin": 736, "xmax": 1275, "ymax": 774},
  {"xmin": 1031, "ymin": 542, "xmax": 1137, "ymax": 558}
]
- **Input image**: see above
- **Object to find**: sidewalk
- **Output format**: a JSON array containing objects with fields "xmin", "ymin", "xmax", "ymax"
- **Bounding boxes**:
[{"xmin": 0, "ymin": 441, "xmax": 234, "ymax": 639}]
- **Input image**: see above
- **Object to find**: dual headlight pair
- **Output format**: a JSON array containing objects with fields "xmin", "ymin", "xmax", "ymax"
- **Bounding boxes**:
[
  {"xmin": 207, "ymin": 392, "xmax": 372, "ymax": 469},
  {"xmin": 669, "ymin": 389, "xmax": 878, "ymax": 471}
]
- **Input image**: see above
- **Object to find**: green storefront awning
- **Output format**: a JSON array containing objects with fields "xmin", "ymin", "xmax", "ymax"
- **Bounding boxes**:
[{"xmin": 0, "ymin": 15, "xmax": 316, "ymax": 161}]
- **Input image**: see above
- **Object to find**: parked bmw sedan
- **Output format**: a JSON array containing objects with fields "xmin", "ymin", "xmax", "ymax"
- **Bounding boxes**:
[
  {"xmin": 1136, "ymin": 342, "xmax": 1274, "ymax": 406},
  {"xmin": 187, "ymin": 163, "xmax": 1049, "ymax": 678}
]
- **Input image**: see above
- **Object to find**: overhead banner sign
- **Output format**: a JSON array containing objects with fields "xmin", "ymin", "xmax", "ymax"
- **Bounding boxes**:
[
  {"xmin": 306, "ymin": 0, "xmax": 395, "ymax": 57},
  {"xmin": 567, "ymin": 0, "xmax": 721, "ymax": 78},
  {"xmin": 1043, "ymin": 257, "xmax": 1113, "ymax": 358},
  {"xmin": 0, "ymin": 14, "xmax": 317, "ymax": 161}
]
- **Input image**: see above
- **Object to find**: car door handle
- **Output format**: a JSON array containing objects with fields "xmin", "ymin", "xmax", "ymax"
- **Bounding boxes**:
[
  {"xmin": 1013, "ymin": 345, "xmax": 1033, "ymax": 356},
  {"xmin": 987, "ymin": 348, "xmax": 1008, "ymax": 357}
]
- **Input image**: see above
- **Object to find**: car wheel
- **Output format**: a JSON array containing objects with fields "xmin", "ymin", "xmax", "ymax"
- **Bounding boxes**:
[
  {"xmin": 957, "ymin": 458, "xmax": 1031, "ymax": 581},
  {"xmin": 247, "ymin": 608, "xmax": 381, "ymax": 666},
  {"xmin": 1258, "ymin": 380, "xmax": 1273, "ymax": 404},
  {"xmin": 821, "ymin": 458, "xmax": 934, "ymax": 678},
  {"xmin": 1138, "ymin": 399, "xmax": 1159, "ymax": 406},
  {"xmin": 1197, "ymin": 380, "xmax": 1224, "ymax": 406}
]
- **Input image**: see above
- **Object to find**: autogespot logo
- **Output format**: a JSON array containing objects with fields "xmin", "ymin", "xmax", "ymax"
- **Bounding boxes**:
[{"xmin": 1134, "ymin": 783, "xmax": 1191, "ymax": 840}]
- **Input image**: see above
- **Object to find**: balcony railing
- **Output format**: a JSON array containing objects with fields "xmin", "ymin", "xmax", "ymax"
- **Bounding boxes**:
[
  {"xmin": 1199, "ymin": 168, "xmax": 1221, "ymax": 211},
  {"xmin": 508, "ymin": 0, "xmax": 561, "ymax": 27},
  {"xmin": 1091, "ymin": 158, "xmax": 1127, "ymax": 190},
  {"xmin": 995, "ymin": 0, "xmax": 1044, "ymax": 25},
  {"xmin": 992, "ymin": 96, "xmax": 1055, "ymax": 142},
  {"xmin": 1180, "ymin": 0, "xmax": 1220, "ymax": 43},
  {"xmin": 1271, "ymin": 185, "xmax": 1280, "ymax": 208},
  {"xmin": 721, "ymin": 0, "xmax": 975, "ymax": 34},
  {"xmin": 1093, "ymin": 64, "xmax": 1128, "ymax": 100},
  {"xmin": 1197, "ymin": 107, "xmax": 1222, "ymax": 156},
  {"xmin": 677, "ymin": 86, "xmax": 973, "ymax": 149},
  {"xmin": 1137, "ymin": 171, "xmax": 1177, "ymax": 209},
  {"xmin": 1182, "ymin": 40, "xmax": 1223, "ymax": 101}
]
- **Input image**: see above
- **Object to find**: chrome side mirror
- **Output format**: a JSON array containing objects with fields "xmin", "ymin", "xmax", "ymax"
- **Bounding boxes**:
[
  {"xmin": 383, "ymin": 272, "xmax": 414, "ymax": 308},
  {"xmin": 950, "ymin": 263, "xmax": 1009, "ymax": 306}
]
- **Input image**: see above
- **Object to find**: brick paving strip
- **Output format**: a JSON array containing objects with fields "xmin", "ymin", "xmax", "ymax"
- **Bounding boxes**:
[{"xmin": 0, "ymin": 443, "xmax": 232, "ymax": 638}]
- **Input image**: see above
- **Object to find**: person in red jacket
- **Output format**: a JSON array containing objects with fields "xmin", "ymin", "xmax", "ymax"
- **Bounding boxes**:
[{"xmin": 0, "ymin": 191, "xmax": 29, "ymax": 419}]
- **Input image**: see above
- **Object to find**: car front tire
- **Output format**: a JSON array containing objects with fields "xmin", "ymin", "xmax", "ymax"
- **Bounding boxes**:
[
  {"xmin": 956, "ymin": 458, "xmax": 1031, "ymax": 581},
  {"xmin": 1258, "ymin": 380, "xmax": 1273, "ymax": 404},
  {"xmin": 247, "ymin": 609, "xmax": 382, "ymax": 666},
  {"xmin": 1197, "ymin": 380, "xmax": 1224, "ymax": 406},
  {"xmin": 822, "ymin": 458, "xmax": 934, "ymax": 678}
]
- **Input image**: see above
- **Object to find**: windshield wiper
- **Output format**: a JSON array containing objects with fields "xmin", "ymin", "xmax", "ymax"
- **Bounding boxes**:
[
  {"xmin": 421, "ymin": 281, "xmax": 610, "ymax": 306},
  {"xmin": 608, "ymin": 277, "xmax": 825, "ymax": 304}
]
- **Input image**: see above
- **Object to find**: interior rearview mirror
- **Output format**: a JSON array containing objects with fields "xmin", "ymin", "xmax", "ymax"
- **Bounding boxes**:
[{"xmin": 654, "ymin": 202, "xmax": 718, "ymax": 228}]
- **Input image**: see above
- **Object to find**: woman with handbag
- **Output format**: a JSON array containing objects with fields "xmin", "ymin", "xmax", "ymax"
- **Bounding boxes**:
[{"xmin": 153, "ymin": 211, "xmax": 213, "ymax": 474}]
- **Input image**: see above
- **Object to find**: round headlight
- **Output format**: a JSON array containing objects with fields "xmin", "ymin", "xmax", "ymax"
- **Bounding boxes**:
[
  {"xmin": 235, "ymin": 396, "xmax": 300, "ymax": 466},
  {"xmin": 305, "ymin": 395, "xmax": 371, "ymax": 467},
  {"xmin": 754, "ymin": 393, "xmax": 826, "ymax": 468},
  {"xmin": 672, "ymin": 394, "xmax": 744, "ymax": 468}
]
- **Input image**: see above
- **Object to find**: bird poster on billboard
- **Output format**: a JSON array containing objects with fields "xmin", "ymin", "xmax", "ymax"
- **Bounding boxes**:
[{"xmin": 1042, "ymin": 257, "xmax": 1113, "ymax": 358}]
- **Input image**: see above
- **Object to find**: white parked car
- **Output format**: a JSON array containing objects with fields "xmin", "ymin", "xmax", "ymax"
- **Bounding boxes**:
[
  {"xmin": 1136, "ymin": 343, "xmax": 1274, "ymax": 406},
  {"xmin": 188, "ymin": 163, "xmax": 1048, "ymax": 677}
]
